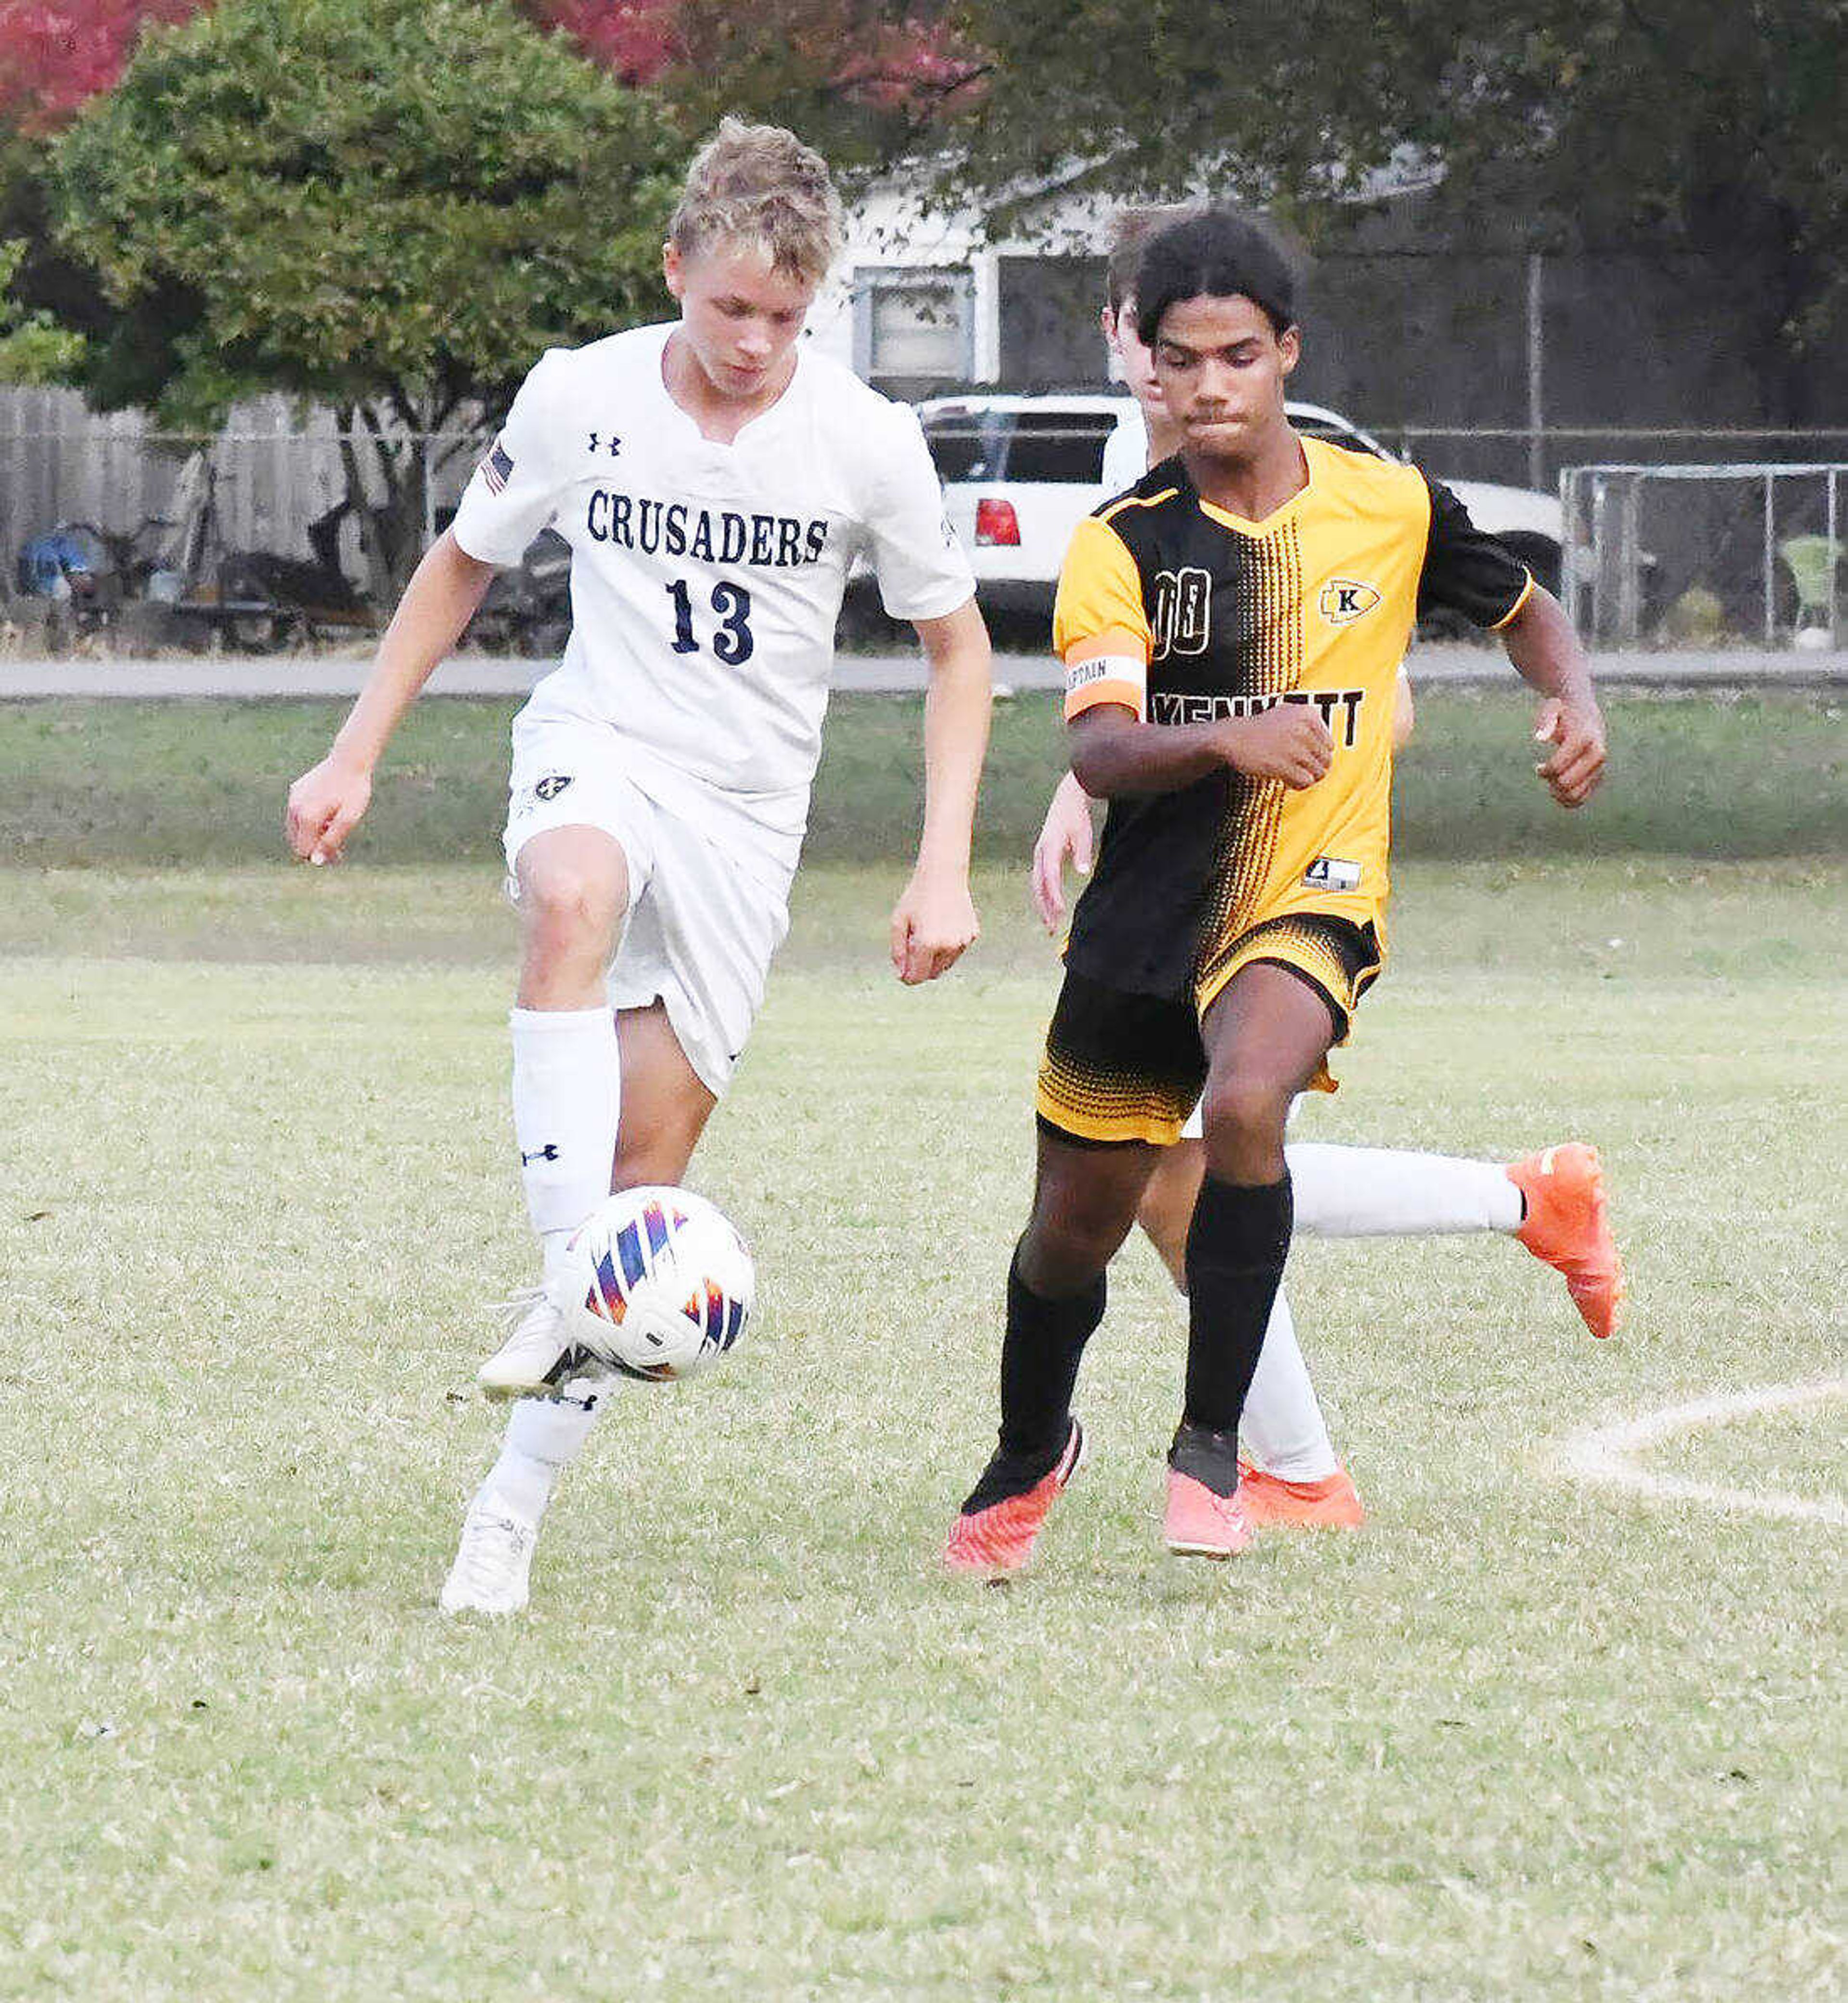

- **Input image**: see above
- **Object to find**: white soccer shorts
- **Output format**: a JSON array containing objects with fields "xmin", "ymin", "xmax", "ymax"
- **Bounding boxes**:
[{"xmin": 503, "ymin": 715, "xmax": 793, "ymax": 1097}]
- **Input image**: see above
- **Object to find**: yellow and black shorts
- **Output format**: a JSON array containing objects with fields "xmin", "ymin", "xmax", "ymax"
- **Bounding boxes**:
[
  {"xmin": 1197, "ymin": 911, "xmax": 1383, "ymax": 1025},
  {"xmin": 1036, "ymin": 914, "xmax": 1383, "ymax": 1148}
]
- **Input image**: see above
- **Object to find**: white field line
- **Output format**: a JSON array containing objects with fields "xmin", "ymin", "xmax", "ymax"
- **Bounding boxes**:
[{"xmin": 1548, "ymin": 1379, "xmax": 1848, "ymax": 1527}]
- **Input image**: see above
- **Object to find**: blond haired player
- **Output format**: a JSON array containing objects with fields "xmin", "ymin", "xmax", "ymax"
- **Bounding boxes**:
[
  {"xmin": 288, "ymin": 122, "xmax": 991, "ymax": 1615},
  {"xmin": 946, "ymin": 207, "xmax": 1609, "ymax": 1574},
  {"xmin": 1019, "ymin": 209, "xmax": 1625, "ymax": 1533}
]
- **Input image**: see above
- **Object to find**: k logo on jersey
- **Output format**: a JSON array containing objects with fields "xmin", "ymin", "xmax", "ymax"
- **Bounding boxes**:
[{"xmin": 1318, "ymin": 578, "xmax": 1381, "ymax": 626}]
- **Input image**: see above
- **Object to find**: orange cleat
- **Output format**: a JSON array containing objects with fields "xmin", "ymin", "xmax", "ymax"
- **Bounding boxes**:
[
  {"xmin": 943, "ymin": 1419, "xmax": 1086, "ymax": 1578},
  {"xmin": 1236, "ymin": 1461, "xmax": 1365, "ymax": 1529},
  {"xmin": 1507, "ymin": 1143, "xmax": 1627, "ymax": 1338},
  {"xmin": 1164, "ymin": 1468, "xmax": 1254, "ymax": 1558}
]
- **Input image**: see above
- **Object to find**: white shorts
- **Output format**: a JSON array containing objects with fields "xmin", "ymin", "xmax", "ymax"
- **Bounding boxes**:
[{"xmin": 503, "ymin": 716, "xmax": 795, "ymax": 1097}]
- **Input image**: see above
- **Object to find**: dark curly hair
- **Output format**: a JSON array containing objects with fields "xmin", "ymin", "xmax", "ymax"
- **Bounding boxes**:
[{"xmin": 1131, "ymin": 207, "xmax": 1298, "ymax": 347}]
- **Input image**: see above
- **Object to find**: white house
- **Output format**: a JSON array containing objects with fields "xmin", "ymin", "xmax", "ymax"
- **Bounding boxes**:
[
  {"xmin": 808, "ymin": 152, "xmax": 1450, "ymax": 395},
  {"xmin": 808, "ymin": 169, "xmax": 1127, "ymax": 392}
]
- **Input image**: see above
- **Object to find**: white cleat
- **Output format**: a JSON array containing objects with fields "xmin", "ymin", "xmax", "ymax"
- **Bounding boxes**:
[
  {"xmin": 438, "ymin": 1491, "xmax": 538, "ymax": 1616},
  {"xmin": 477, "ymin": 1286, "xmax": 603, "ymax": 1402}
]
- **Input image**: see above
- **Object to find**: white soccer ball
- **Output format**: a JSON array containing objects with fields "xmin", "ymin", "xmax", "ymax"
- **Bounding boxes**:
[{"xmin": 558, "ymin": 1186, "xmax": 754, "ymax": 1383}]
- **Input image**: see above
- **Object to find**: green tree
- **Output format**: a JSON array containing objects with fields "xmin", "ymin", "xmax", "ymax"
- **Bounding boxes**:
[
  {"xmin": 943, "ymin": 0, "xmax": 1848, "ymax": 418},
  {"xmin": 49, "ymin": 0, "xmax": 687, "ymax": 598},
  {"xmin": 0, "ymin": 237, "xmax": 84, "ymax": 380}
]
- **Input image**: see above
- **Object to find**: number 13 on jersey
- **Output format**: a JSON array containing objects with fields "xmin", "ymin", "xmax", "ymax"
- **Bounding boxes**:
[{"xmin": 667, "ymin": 579, "xmax": 755, "ymax": 664}]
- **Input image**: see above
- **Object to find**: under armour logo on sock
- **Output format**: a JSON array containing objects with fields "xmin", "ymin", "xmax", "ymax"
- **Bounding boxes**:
[{"xmin": 521, "ymin": 1144, "xmax": 562, "ymax": 1165}]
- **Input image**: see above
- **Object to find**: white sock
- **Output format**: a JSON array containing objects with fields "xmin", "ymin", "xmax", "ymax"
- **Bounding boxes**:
[
  {"xmin": 511, "ymin": 1005, "xmax": 621, "ymax": 1241},
  {"xmin": 539, "ymin": 1230, "xmax": 578, "ymax": 1288},
  {"xmin": 477, "ymin": 1391, "xmax": 604, "ymax": 1525},
  {"xmin": 1286, "ymin": 1143, "xmax": 1523, "ymax": 1238},
  {"xmin": 504, "ymin": 1005, "xmax": 622, "ymax": 1513},
  {"xmin": 1239, "ymin": 1285, "xmax": 1341, "ymax": 1482}
]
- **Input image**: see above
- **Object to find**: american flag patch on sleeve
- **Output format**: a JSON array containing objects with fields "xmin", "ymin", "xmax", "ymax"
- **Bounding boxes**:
[{"xmin": 480, "ymin": 440, "xmax": 514, "ymax": 494}]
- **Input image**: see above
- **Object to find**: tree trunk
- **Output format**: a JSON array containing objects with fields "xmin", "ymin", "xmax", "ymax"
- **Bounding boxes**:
[
  {"xmin": 334, "ymin": 414, "xmax": 394, "ymax": 611},
  {"xmin": 335, "ymin": 405, "xmax": 437, "ymax": 606}
]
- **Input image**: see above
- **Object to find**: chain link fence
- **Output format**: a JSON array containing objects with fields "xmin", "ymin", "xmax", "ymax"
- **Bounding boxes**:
[{"xmin": 1561, "ymin": 460, "xmax": 1847, "ymax": 649}]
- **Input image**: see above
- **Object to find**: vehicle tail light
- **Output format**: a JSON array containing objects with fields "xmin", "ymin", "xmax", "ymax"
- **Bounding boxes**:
[{"xmin": 975, "ymin": 497, "xmax": 1021, "ymax": 546}]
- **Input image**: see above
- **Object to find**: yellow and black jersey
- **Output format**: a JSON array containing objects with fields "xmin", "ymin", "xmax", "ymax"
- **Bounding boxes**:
[{"xmin": 1052, "ymin": 434, "xmax": 1532, "ymax": 1006}]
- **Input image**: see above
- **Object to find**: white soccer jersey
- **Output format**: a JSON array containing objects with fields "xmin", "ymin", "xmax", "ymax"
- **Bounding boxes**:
[
  {"xmin": 1101, "ymin": 404, "xmax": 1150, "ymax": 491},
  {"xmin": 452, "ymin": 323, "xmax": 975, "ymax": 845}
]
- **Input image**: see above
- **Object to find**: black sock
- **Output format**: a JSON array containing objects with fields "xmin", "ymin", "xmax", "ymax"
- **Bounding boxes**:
[
  {"xmin": 965, "ymin": 1244, "xmax": 1105, "ymax": 1508},
  {"xmin": 1181, "ymin": 1171, "xmax": 1293, "ymax": 1460}
]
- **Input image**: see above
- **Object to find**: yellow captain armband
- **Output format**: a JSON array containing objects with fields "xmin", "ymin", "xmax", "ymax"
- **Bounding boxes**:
[
  {"xmin": 1063, "ymin": 651, "xmax": 1147, "ymax": 721},
  {"xmin": 1489, "ymin": 569, "xmax": 1538, "ymax": 631}
]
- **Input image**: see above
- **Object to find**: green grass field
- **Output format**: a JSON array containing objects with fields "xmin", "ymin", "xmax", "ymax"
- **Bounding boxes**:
[{"xmin": 1, "ymin": 693, "xmax": 1843, "ymax": 2000}]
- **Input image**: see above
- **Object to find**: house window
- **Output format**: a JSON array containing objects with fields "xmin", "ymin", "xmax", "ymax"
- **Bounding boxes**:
[{"xmin": 854, "ymin": 268, "xmax": 974, "ymax": 385}]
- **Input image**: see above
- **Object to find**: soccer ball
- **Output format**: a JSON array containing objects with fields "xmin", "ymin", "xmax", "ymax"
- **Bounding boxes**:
[{"xmin": 557, "ymin": 1186, "xmax": 754, "ymax": 1383}]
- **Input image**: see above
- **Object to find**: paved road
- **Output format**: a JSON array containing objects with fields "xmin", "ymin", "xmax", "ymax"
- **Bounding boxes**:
[{"xmin": 0, "ymin": 644, "xmax": 1843, "ymax": 699}]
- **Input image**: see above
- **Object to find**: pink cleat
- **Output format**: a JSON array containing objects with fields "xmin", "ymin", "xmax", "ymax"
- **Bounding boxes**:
[
  {"xmin": 1164, "ymin": 1422, "xmax": 1254, "ymax": 1558},
  {"xmin": 1163, "ymin": 1468, "xmax": 1254, "ymax": 1559},
  {"xmin": 944, "ymin": 1419, "xmax": 1086, "ymax": 1579}
]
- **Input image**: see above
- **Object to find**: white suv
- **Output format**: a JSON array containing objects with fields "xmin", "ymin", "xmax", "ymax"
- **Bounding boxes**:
[{"xmin": 915, "ymin": 392, "xmax": 1566, "ymax": 620}]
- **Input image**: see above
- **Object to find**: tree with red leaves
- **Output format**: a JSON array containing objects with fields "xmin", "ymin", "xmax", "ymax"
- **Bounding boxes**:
[
  {"xmin": 0, "ymin": 0, "xmax": 982, "ymax": 155},
  {"xmin": 0, "ymin": 0, "xmax": 206, "ymax": 132},
  {"xmin": 528, "ymin": 0, "xmax": 981, "ymax": 155},
  {"xmin": 524, "ymin": 0, "xmax": 678, "ymax": 86}
]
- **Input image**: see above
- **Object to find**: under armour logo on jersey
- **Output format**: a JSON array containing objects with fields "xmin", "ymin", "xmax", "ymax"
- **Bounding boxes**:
[
  {"xmin": 521, "ymin": 1144, "xmax": 561, "ymax": 1164},
  {"xmin": 1319, "ymin": 578, "xmax": 1382, "ymax": 625},
  {"xmin": 587, "ymin": 432, "xmax": 622, "ymax": 457}
]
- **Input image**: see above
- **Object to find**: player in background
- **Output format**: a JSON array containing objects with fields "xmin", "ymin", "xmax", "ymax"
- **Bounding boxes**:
[
  {"xmin": 946, "ymin": 206, "xmax": 1609, "ymax": 1574},
  {"xmin": 1018, "ymin": 207, "xmax": 1623, "ymax": 1532},
  {"xmin": 286, "ymin": 122, "xmax": 990, "ymax": 1615}
]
